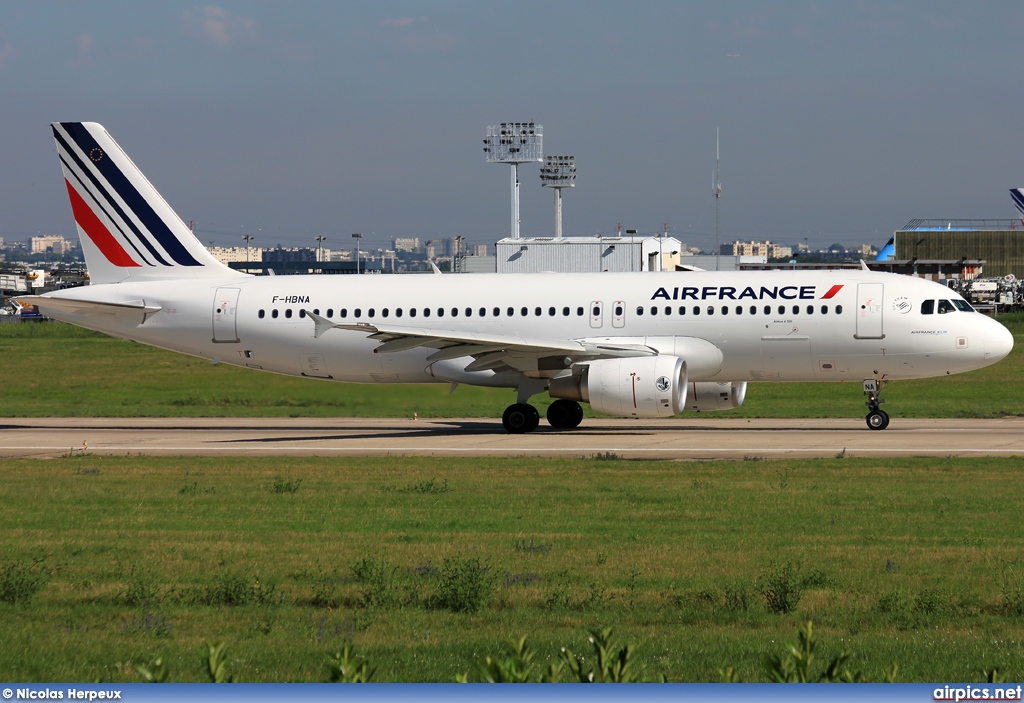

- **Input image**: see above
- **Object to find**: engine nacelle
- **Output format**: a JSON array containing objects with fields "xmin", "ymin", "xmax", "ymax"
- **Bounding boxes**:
[
  {"xmin": 686, "ymin": 381, "xmax": 747, "ymax": 411},
  {"xmin": 549, "ymin": 355, "xmax": 687, "ymax": 418}
]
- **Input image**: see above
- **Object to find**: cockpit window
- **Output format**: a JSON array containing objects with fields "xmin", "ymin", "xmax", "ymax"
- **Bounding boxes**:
[
  {"xmin": 921, "ymin": 300, "xmax": 934, "ymax": 315},
  {"xmin": 953, "ymin": 299, "xmax": 973, "ymax": 312},
  {"xmin": 937, "ymin": 299, "xmax": 956, "ymax": 314}
]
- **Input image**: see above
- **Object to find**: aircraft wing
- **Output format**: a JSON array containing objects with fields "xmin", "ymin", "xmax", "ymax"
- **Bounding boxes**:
[
  {"xmin": 16, "ymin": 295, "xmax": 162, "ymax": 321},
  {"xmin": 302, "ymin": 309, "xmax": 654, "ymax": 373}
]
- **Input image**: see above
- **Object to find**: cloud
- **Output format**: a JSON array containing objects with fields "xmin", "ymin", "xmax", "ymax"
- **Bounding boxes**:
[
  {"xmin": 382, "ymin": 17, "xmax": 417, "ymax": 28},
  {"xmin": 184, "ymin": 6, "xmax": 260, "ymax": 48}
]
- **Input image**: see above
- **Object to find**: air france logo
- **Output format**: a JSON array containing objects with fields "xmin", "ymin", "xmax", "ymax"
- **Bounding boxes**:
[
  {"xmin": 650, "ymin": 284, "xmax": 844, "ymax": 301},
  {"xmin": 655, "ymin": 376, "xmax": 671, "ymax": 392}
]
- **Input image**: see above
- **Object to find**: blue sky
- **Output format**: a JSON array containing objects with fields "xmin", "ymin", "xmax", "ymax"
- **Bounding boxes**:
[{"xmin": 2, "ymin": 1, "xmax": 1022, "ymax": 252}]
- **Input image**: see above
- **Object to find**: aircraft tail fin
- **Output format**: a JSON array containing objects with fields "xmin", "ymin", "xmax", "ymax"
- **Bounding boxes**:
[
  {"xmin": 1011, "ymin": 188, "xmax": 1024, "ymax": 226},
  {"xmin": 51, "ymin": 122, "xmax": 244, "ymax": 285}
]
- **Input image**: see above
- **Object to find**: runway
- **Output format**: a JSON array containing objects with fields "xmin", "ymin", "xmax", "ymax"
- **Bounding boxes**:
[{"xmin": 1, "ymin": 416, "xmax": 1023, "ymax": 460}]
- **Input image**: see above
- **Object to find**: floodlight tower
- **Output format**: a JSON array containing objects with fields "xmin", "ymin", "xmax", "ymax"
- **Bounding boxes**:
[
  {"xmin": 483, "ymin": 122, "xmax": 543, "ymax": 239},
  {"xmin": 540, "ymin": 155, "xmax": 576, "ymax": 238}
]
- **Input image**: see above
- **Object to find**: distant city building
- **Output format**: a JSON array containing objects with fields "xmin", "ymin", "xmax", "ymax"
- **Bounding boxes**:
[
  {"xmin": 471, "ymin": 244, "xmax": 488, "ymax": 257},
  {"xmin": 207, "ymin": 246, "xmax": 263, "ymax": 264},
  {"xmin": 264, "ymin": 246, "xmax": 316, "ymax": 263},
  {"xmin": 393, "ymin": 237, "xmax": 420, "ymax": 252},
  {"xmin": 720, "ymin": 240, "xmax": 791, "ymax": 259},
  {"xmin": 31, "ymin": 235, "xmax": 73, "ymax": 255}
]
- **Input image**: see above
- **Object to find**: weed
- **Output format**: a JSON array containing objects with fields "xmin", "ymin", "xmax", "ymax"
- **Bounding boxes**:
[
  {"xmin": 350, "ymin": 556, "xmax": 399, "ymax": 609},
  {"xmin": 723, "ymin": 579, "xmax": 753, "ymax": 612},
  {"xmin": 136, "ymin": 656, "xmax": 169, "ymax": 683},
  {"xmin": 513, "ymin": 539, "xmax": 552, "ymax": 554},
  {"xmin": 471, "ymin": 635, "xmax": 562, "ymax": 683},
  {"xmin": 380, "ymin": 478, "xmax": 450, "ymax": 494},
  {"xmin": 561, "ymin": 627, "xmax": 642, "ymax": 683},
  {"xmin": 504, "ymin": 572, "xmax": 541, "ymax": 587},
  {"xmin": 760, "ymin": 562, "xmax": 804, "ymax": 614},
  {"xmin": 204, "ymin": 640, "xmax": 233, "ymax": 683},
  {"xmin": 310, "ymin": 565, "xmax": 340, "ymax": 609},
  {"xmin": 122, "ymin": 609, "xmax": 174, "ymax": 638},
  {"xmin": 124, "ymin": 564, "xmax": 161, "ymax": 606},
  {"xmin": 691, "ymin": 478, "xmax": 713, "ymax": 490},
  {"xmin": 179, "ymin": 482, "xmax": 215, "ymax": 495},
  {"xmin": 592, "ymin": 452, "xmax": 621, "ymax": 461},
  {"xmin": 835, "ymin": 448, "xmax": 847, "ymax": 459},
  {"xmin": 326, "ymin": 644, "xmax": 374, "ymax": 682},
  {"xmin": 764, "ymin": 621, "xmax": 863, "ymax": 682},
  {"xmin": 270, "ymin": 475, "xmax": 303, "ymax": 494},
  {"xmin": 430, "ymin": 554, "xmax": 497, "ymax": 614},
  {"xmin": 0, "ymin": 559, "xmax": 48, "ymax": 604},
  {"xmin": 202, "ymin": 573, "xmax": 278, "ymax": 607}
]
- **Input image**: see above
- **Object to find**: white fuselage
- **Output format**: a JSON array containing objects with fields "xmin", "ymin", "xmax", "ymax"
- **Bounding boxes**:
[{"xmin": 43, "ymin": 269, "xmax": 1013, "ymax": 389}]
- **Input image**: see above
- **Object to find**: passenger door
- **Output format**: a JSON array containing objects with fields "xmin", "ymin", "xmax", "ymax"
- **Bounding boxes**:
[
  {"xmin": 212, "ymin": 288, "xmax": 240, "ymax": 343},
  {"xmin": 855, "ymin": 283, "xmax": 885, "ymax": 339}
]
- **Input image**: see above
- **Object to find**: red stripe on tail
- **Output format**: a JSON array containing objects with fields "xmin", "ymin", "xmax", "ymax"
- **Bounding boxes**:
[
  {"xmin": 65, "ymin": 180, "xmax": 139, "ymax": 267},
  {"xmin": 821, "ymin": 284, "xmax": 843, "ymax": 299}
]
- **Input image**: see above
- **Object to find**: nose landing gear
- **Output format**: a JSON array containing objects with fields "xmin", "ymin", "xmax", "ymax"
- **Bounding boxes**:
[{"xmin": 864, "ymin": 379, "xmax": 890, "ymax": 430}]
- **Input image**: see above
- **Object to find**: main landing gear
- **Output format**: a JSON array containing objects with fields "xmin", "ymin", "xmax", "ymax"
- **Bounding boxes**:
[
  {"xmin": 863, "ymin": 378, "xmax": 890, "ymax": 431},
  {"xmin": 501, "ymin": 398, "xmax": 584, "ymax": 433}
]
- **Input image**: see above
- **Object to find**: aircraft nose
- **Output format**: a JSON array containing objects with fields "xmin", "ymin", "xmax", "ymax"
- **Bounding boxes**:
[{"xmin": 985, "ymin": 318, "xmax": 1014, "ymax": 362}]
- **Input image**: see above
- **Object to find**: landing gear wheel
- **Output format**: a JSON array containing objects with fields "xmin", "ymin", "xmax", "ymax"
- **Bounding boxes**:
[
  {"xmin": 866, "ymin": 409, "xmax": 890, "ymax": 431},
  {"xmin": 503, "ymin": 403, "xmax": 540, "ymax": 434},
  {"xmin": 546, "ymin": 399, "xmax": 584, "ymax": 429}
]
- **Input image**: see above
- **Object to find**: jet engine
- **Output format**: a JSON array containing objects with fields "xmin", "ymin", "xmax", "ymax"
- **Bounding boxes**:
[
  {"xmin": 548, "ymin": 355, "xmax": 687, "ymax": 418},
  {"xmin": 685, "ymin": 381, "xmax": 747, "ymax": 411}
]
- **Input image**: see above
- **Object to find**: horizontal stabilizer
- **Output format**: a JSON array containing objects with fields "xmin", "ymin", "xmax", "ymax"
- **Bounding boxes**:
[{"xmin": 16, "ymin": 295, "xmax": 161, "ymax": 321}]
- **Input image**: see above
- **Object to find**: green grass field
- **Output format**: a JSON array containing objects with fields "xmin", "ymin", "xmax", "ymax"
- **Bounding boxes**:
[
  {"xmin": 2, "ymin": 454, "xmax": 1024, "ymax": 682},
  {"xmin": 1, "ymin": 313, "xmax": 1023, "ymax": 419}
]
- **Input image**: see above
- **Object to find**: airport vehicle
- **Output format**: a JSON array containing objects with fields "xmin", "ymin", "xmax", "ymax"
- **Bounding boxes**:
[{"xmin": 18, "ymin": 122, "xmax": 1014, "ymax": 432}]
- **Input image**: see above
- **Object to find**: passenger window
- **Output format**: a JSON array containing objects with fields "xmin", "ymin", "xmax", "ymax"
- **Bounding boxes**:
[
  {"xmin": 423, "ymin": 308, "xmax": 431, "ymax": 317},
  {"xmin": 679, "ymin": 306, "xmax": 686, "ymax": 315},
  {"xmin": 493, "ymin": 307, "xmax": 500, "ymax": 316},
  {"xmin": 354, "ymin": 308, "xmax": 362, "ymax": 318},
  {"xmin": 437, "ymin": 308, "xmax": 444, "ymax": 317},
  {"xmin": 479, "ymin": 307, "xmax": 486, "ymax": 317},
  {"xmin": 534, "ymin": 307, "xmax": 542, "ymax": 316},
  {"xmin": 258, "ymin": 309, "xmax": 265, "ymax": 319},
  {"xmin": 778, "ymin": 305, "xmax": 785, "ymax": 315},
  {"xmin": 806, "ymin": 305, "xmax": 814, "ymax": 314},
  {"xmin": 382, "ymin": 309, "xmax": 389, "ymax": 318},
  {"xmin": 451, "ymin": 308, "xmax": 459, "ymax": 317},
  {"xmin": 299, "ymin": 310, "xmax": 306, "ymax": 318},
  {"xmin": 521, "ymin": 307, "xmax": 528, "ymax": 316},
  {"xmin": 409, "ymin": 308, "xmax": 417, "ymax": 318},
  {"xmin": 736, "ymin": 306, "xmax": 743, "ymax": 315},
  {"xmin": 749, "ymin": 306, "xmax": 756, "ymax": 315},
  {"xmin": 721, "ymin": 306, "xmax": 728, "ymax": 315},
  {"xmin": 650, "ymin": 306, "xmax": 658, "ymax": 315},
  {"xmin": 563, "ymin": 307, "xmax": 570, "ymax": 316},
  {"xmin": 576, "ymin": 307, "xmax": 584, "ymax": 316},
  {"xmin": 636, "ymin": 306, "xmax": 644, "ymax": 316},
  {"xmin": 368, "ymin": 309, "xmax": 375, "ymax": 318},
  {"xmin": 693, "ymin": 306, "xmax": 700, "ymax": 316},
  {"xmin": 836, "ymin": 305, "xmax": 843, "ymax": 314},
  {"xmin": 464, "ymin": 308, "xmax": 472, "ymax": 317},
  {"xmin": 615, "ymin": 305, "xmax": 623, "ymax": 316},
  {"xmin": 665, "ymin": 306, "xmax": 672, "ymax": 315},
  {"xmin": 340, "ymin": 309, "xmax": 348, "ymax": 318},
  {"xmin": 820, "ymin": 305, "xmax": 828, "ymax": 315},
  {"xmin": 707, "ymin": 306, "xmax": 715, "ymax": 316},
  {"xmin": 548, "ymin": 307, "xmax": 556, "ymax": 316},
  {"xmin": 507, "ymin": 307, "xmax": 515, "ymax": 316},
  {"xmin": 271, "ymin": 309, "xmax": 279, "ymax": 319},
  {"xmin": 313, "ymin": 309, "xmax": 319, "ymax": 316},
  {"xmin": 396, "ymin": 308, "xmax": 403, "ymax": 317},
  {"xmin": 285, "ymin": 309, "xmax": 293, "ymax": 319},
  {"xmin": 792, "ymin": 305, "xmax": 800, "ymax": 315},
  {"xmin": 938, "ymin": 300, "xmax": 956, "ymax": 314},
  {"xmin": 592, "ymin": 306, "xmax": 600, "ymax": 317},
  {"xmin": 327, "ymin": 308, "xmax": 333, "ymax": 317},
  {"xmin": 764, "ymin": 305, "xmax": 771, "ymax": 315}
]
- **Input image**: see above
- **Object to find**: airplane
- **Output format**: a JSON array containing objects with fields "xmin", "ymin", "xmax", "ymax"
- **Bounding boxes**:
[
  {"xmin": 17, "ymin": 122, "xmax": 1015, "ymax": 433},
  {"xmin": 1011, "ymin": 188, "xmax": 1024, "ymax": 226}
]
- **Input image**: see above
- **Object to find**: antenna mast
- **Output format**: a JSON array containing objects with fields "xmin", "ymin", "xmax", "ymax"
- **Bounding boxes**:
[{"xmin": 714, "ymin": 128, "xmax": 722, "ymax": 271}]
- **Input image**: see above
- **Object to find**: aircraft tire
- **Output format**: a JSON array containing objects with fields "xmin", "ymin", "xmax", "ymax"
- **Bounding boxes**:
[
  {"xmin": 503, "ymin": 403, "xmax": 540, "ymax": 433},
  {"xmin": 546, "ymin": 399, "xmax": 584, "ymax": 429},
  {"xmin": 866, "ymin": 410, "xmax": 889, "ymax": 431}
]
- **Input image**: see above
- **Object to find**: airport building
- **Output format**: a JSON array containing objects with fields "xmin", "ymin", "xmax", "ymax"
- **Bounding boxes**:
[
  {"xmin": 893, "ymin": 219, "xmax": 1024, "ymax": 278},
  {"xmin": 496, "ymin": 235, "xmax": 684, "ymax": 274}
]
